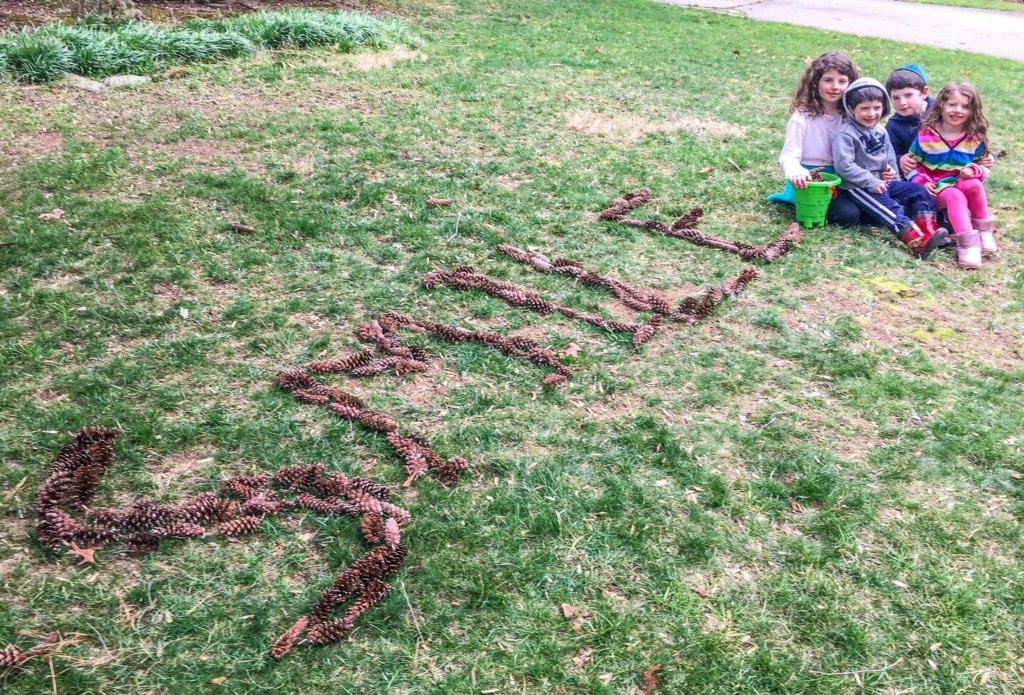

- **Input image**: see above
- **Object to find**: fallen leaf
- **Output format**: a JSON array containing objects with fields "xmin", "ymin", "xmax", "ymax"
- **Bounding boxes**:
[
  {"xmin": 704, "ymin": 614, "xmax": 728, "ymax": 631},
  {"xmin": 699, "ymin": 166, "xmax": 715, "ymax": 174},
  {"xmin": 210, "ymin": 676, "xmax": 227, "ymax": 685},
  {"xmin": 690, "ymin": 586, "xmax": 712, "ymax": 598},
  {"xmin": 557, "ymin": 343, "xmax": 582, "ymax": 358},
  {"xmin": 788, "ymin": 500, "xmax": 805, "ymax": 514},
  {"xmin": 39, "ymin": 208, "xmax": 66, "ymax": 221},
  {"xmin": 229, "ymin": 222, "xmax": 255, "ymax": 234},
  {"xmin": 572, "ymin": 646, "xmax": 593, "ymax": 668},
  {"xmin": 179, "ymin": 307, "xmax": 189, "ymax": 319},
  {"xmin": 66, "ymin": 542, "xmax": 98, "ymax": 565},
  {"xmin": 561, "ymin": 603, "xmax": 577, "ymax": 619},
  {"xmin": 599, "ymin": 672, "xmax": 613, "ymax": 684},
  {"xmin": 641, "ymin": 664, "xmax": 662, "ymax": 694},
  {"xmin": 892, "ymin": 579, "xmax": 908, "ymax": 589},
  {"xmin": 425, "ymin": 197, "xmax": 454, "ymax": 208}
]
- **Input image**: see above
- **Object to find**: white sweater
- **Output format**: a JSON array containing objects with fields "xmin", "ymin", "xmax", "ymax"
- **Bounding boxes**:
[{"xmin": 778, "ymin": 111, "xmax": 844, "ymax": 179}]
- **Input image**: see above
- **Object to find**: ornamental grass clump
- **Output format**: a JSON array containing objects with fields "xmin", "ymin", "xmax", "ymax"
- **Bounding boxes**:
[
  {"xmin": 0, "ymin": 32, "xmax": 74, "ymax": 83},
  {"xmin": 0, "ymin": 9, "xmax": 408, "ymax": 83}
]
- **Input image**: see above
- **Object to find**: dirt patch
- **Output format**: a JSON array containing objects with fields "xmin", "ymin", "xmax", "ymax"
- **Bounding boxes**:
[
  {"xmin": 150, "ymin": 445, "xmax": 216, "ymax": 495},
  {"xmin": 564, "ymin": 109, "xmax": 746, "ymax": 145},
  {"xmin": 786, "ymin": 274, "xmax": 1024, "ymax": 373},
  {"xmin": 351, "ymin": 46, "xmax": 426, "ymax": 72},
  {"xmin": 153, "ymin": 282, "xmax": 179, "ymax": 308}
]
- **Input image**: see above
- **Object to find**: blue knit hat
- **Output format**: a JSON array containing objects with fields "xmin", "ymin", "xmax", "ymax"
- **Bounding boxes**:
[{"xmin": 895, "ymin": 63, "xmax": 927, "ymax": 83}]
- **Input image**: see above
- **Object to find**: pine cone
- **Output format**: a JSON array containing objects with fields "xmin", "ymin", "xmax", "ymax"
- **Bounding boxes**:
[
  {"xmin": 0, "ymin": 644, "xmax": 26, "ymax": 668},
  {"xmin": 379, "ymin": 501, "xmax": 412, "ymax": 527},
  {"xmin": 360, "ymin": 513, "xmax": 385, "ymax": 543},
  {"xmin": 306, "ymin": 351, "xmax": 374, "ymax": 374},
  {"xmin": 151, "ymin": 522, "xmax": 205, "ymax": 539},
  {"xmin": 269, "ymin": 616, "xmax": 309, "ymax": 661},
  {"xmin": 315, "ymin": 473, "xmax": 350, "ymax": 497},
  {"xmin": 383, "ymin": 518, "xmax": 401, "ymax": 547},
  {"xmin": 305, "ymin": 618, "xmax": 351, "ymax": 646},
  {"xmin": 219, "ymin": 516, "xmax": 262, "ymax": 537},
  {"xmin": 122, "ymin": 500, "xmax": 180, "ymax": 530},
  {"xmin": 346, "ymin": 478, "xmax": 391, "ymax": 501},
  {"xmin": 357, "ymin": 411, "xmax": 398, "ymax": 433},
  {"xmin": 179, "ymin": 493, "xmax": 237, "ymax": 524},
  {"xmin": 273, "ymin": 464, "xmax": 326, "ymax": 491},
  {"xmin": 295, "ymin": 494, "xmax": 360, "ymax": 517},
  {"xmin": 222, "ymin": 479, "xmax": 263, "ymax": 501},
  {"xmin": 346, "ymin": 490, "xmax": 383, "ymax": 514},
  {"xmin": 124, "ymin": 532, "xmax": 160, "ymax": 553},
  {"xmin": 328, "ymin": 403, "xmax": 362, "ymax": 420}
]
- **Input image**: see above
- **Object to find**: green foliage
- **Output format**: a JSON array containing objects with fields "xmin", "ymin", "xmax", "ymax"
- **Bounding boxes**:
[
  {"xmin": 1, "ymin": 0, "xmax": 1022, "ymax": 692},
  {"xmin": 0, "ymin": 9, "xmax": 408, "ymax": 83},
  {"xmin": 0, "ymin": 32, "xmax": 74, "ymax": 83}
]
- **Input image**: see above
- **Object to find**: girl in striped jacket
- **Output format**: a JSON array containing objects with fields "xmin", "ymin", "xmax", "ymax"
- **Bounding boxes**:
[{"xmin": 909, "ymin": 82, "xmax": 994, "ymax": 269}]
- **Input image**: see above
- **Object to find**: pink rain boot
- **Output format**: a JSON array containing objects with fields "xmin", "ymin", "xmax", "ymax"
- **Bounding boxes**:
[
  {"xmin": 973, "ymin": 217, "xmax": 998, "ymax": 258},
  {"xmin": 956, "ymin": 230, "xmax": 983, "ymax": 269}
]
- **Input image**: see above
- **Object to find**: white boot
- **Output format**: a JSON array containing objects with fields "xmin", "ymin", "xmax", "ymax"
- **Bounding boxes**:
[
  {"xmin": 972, "ymin": 217, "xmax": 998, "ymax": 257},
  {"xmin": 956, "ymin": 230, "xmax": 983, "ymax": 269}
]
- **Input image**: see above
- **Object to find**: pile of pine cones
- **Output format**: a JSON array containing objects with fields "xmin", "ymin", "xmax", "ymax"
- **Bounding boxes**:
[
  {"xmin": 423, "ymin": 266, "xmax": 660, "ymax": 347},
  {"xmin": 32, "ymin": 428, "xmax": 417, "ymax": 660},
  {"xmin": 598, "ymin": 189, "xmax": 802, "ymax": 263},
  {"xmin": 496, "ymin": 244, "xmax": 757, "ymax": 326}
]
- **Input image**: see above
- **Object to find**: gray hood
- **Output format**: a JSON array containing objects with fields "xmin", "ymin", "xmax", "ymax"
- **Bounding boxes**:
[{"xmin": 841, "ymin": 77, "xmax": 891, "ymax": 122}]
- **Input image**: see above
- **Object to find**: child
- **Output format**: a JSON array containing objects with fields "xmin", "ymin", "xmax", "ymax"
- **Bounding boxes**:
[
  {"xmin": 767, "ymin": 51, "xmax": 861, "ymax": 226},
  {"xmin": 832, "ymin": 77, "xmax": 948, "ymax": 259},
  {"xmin": 886, "ymin": 65, "xmax": 995, "ymax": 177},
  {"xmin": 909, "ymin": 82, "xmax": 994, "ymax": 269},
  {"xmin": 885, "ymin": 64, "xmax": 933, "ymax": 175}
]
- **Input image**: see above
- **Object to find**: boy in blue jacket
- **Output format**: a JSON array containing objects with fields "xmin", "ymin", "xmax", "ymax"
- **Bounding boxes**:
[{"xmin": 885, "ymin": 64, "xmax": 933, "ymax": 176}]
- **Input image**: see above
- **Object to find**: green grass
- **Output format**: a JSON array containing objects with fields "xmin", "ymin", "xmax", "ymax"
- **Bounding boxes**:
[
  {"xmin": 1, "ymin": 0, "xmax": 1023, "ymax": 693},
  {"xmin": 899, "ymin": 0, "xmax": 1024, "ymax": 12},
  {"xmin": 0, "ymin": 9, "xmax": 412, "ymax": 83}
]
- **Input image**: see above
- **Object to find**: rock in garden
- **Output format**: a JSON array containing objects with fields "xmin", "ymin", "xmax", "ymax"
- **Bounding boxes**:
[
  {"xmin": 103, "ymin": 75, "xmax": 151, "ymax": 89},
  {"xmin": 61, "ymin": 73, "xmax": 107, "ymax": 93}
]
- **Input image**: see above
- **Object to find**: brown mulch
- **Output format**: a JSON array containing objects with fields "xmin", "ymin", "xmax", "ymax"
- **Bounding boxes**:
[{"xmin": 0, "ymin": 0, "xmax": 370, "ymax": 32}]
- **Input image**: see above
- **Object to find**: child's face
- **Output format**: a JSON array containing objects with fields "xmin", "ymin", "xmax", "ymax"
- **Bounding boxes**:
[
  {"xmin": 852, "ymin": 99, "xmax": 885, "ymax": 129},
  {"xmin": 817, "ymin": 69, "xmax": 850, "ymax": 109},
  {"xmin": 890, "ymin": 86, "xmax": 928, "ymax": 117},
  {"xmin": 940, "ymin": 90, "xmax": 971, "ymax": 129}
]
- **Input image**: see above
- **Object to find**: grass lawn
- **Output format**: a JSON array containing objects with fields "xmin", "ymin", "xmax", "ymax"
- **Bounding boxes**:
[
  {"xmin": 898, "ymin": 0, "xmax": 1024, "ymax": 13},
  {"xmin": 2, "ymin": 0, "xmax": 1023, "ymax": 692}
]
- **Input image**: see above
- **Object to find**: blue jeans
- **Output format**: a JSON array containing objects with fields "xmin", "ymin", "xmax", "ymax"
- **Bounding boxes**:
[{"xmin": 846, "ymin": 180, "xmax": 935, "ymax": 236}]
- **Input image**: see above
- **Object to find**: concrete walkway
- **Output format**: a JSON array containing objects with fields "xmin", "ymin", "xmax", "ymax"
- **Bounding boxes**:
[{"xmin": 657, "ymin": 0, "xmax": 1024, "ymax": 62}]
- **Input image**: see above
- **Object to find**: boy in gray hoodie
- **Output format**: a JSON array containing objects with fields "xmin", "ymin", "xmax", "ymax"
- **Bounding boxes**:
[{"xmin": 832, "ymin": 77, "xmax": 948, "ymax": 259}]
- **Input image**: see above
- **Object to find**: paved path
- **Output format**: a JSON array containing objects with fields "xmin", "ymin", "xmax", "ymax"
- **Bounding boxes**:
[{"xmin": 656, "ymin": 0, "xmax": 1024, "ymax": 62}]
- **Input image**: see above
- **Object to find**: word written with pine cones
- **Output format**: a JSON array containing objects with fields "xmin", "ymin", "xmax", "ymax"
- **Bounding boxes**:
[
  {"xmin": 33, "ymin": 428, "xmax": 415, "ymax": 661},
  {"xmin": 423, "ymin": 266, "xmax": 661, "ymax": 348},
  {"xmin": 598, "ymin": 189, "xmax": 802, "ymax": 263},
  {"xmin": 496, "ymin": 244, "xmax": 758, "ymax": 326}
]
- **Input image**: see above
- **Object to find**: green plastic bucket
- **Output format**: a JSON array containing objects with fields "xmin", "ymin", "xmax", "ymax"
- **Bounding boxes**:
[{"xmin": 793, "ymin": 172, "xmax": 841, "ymax": 228}]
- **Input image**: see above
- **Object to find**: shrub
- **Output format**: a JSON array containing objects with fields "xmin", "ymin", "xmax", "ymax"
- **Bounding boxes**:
[
  {"xmin": 0, "ymin": 32, "xmax": 75, "ymax": 83},
  {"xmin": 0, "ymin": 9, "xmax": 411, "ymax": 83},
  {"xmin": 37, "ymin": 25, "xmax": 123, "ymax": 77}
]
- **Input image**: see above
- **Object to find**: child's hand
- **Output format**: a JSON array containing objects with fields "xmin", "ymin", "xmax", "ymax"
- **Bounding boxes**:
[
  {"xmin": 924, "ymin": 182, "xmax": 938, "ymax": 197},
  {"xmin": 899, "ymin": 153, "xmax": 916, "ymax": 176},
  {"xmin": 789, "ymin": 171, "xmax": 810, "ymax": 189},
  {"xmin": 959, "ymin": 164, "xmax": 980, "ymax": 180},
  {"xmin": 882, "ymin": 166, "xmax": 896, "ymax": 182},
  {"xmin": 875, "ymin": 182, "xmax": 888, "ymax": 194},
  {"xmin": 980, "ymin": 152, "xmax": 996, "ymax": 168}
]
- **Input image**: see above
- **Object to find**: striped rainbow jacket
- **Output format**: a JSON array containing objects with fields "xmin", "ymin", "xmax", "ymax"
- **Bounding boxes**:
[{"xmin": 908, "ymin": 127, "xmax": 988, "ymax": 193}]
